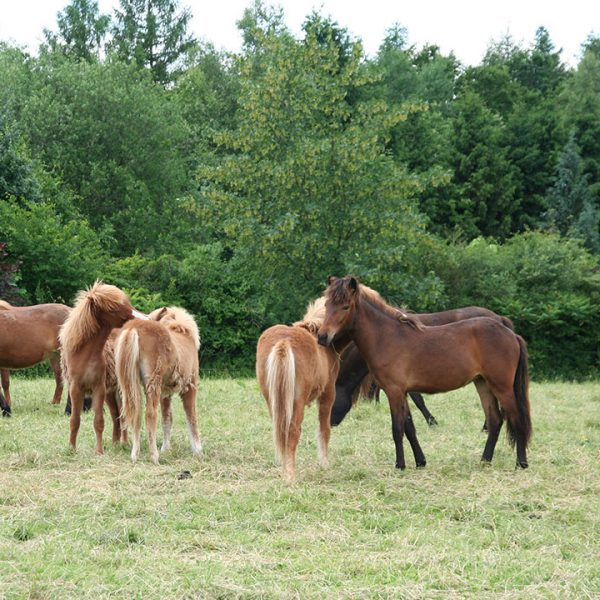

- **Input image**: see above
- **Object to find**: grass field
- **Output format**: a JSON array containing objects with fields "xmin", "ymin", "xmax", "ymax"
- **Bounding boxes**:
[{"xmin": 1, "ymin": 377, "xmax": 600, "ymax": 599}]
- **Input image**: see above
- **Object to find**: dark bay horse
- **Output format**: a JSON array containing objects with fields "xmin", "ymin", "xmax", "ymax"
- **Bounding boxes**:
[
  {"xmin": 332, "ymin": 307, "xmax": 514, "ymax": 426},
  {"xmin": 318, "ymin": 276, "xmax": 532, "ymax": 470},
  {"xmin": 0, "ymin": 301, "xmax": 72, "ymax": 415}
]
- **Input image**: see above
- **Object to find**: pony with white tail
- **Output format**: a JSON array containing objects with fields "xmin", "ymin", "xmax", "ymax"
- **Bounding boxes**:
[
  {"xmin": 115, "ymin": 306, "xmax": 202, "ymax": 464},
  {"xmin": 256, "ymin": 297, "xmax": 349, "ymax": 483}
]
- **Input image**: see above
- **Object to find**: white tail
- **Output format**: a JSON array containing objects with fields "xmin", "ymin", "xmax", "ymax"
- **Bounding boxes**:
[
  {"xmin": 265, "ymin": 341, "xmax": 295, "ymax": 463},
  {"xmin": 115, "ymin": 328, "xmax": 142, "ymax": 431}
]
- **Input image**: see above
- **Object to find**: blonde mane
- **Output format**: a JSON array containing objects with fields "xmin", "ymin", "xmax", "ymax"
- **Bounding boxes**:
[
  {"xmin": 151, "ymin": 306, "xmax": 201, "ymax": 350},
  {"xmin": 0, "ymin": 300, "xmax": 12, "ymax": 310},
  {"xmin": 293, "ymin": 296, "xmax": 326, "ymax": 335},
  {"xmin": 59, "ymin": 281, "xmax": 131, "ymax": 353}
]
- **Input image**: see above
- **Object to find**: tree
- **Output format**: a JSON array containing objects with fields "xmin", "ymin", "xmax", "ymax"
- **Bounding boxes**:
[
  {"xmin": 199, "ymin": 12, "xmax": 427, "ymax": 321},
  {"xmin": 0, "ymin": 114, "xmax": 41, "ymax": 203},
  {"xmin": 543, "ymin": 132, "xmax": 599, "ymax": 252},
  {"xmin": 20, "ymin": 57, "xmax": 190, "ymax": 255},
  {"xmin": 44, "ymin": 0, "xmax": 110, "ymax": 61},
  {"xmin": 110, "ymin": 0, "xmax": 195, "ymax": 85},
  {"xmin": 560, "ymin": 38, "xmax": 600, "ymax": 202},
  {"xmin": 442, "ymin": 90, "xmax": 519, "ymax": 239}
]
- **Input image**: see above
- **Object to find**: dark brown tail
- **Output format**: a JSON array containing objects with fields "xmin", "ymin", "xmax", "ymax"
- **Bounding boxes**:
[{"xmin": 507, "ymin": 335, "xmax": 532, "ymax": 449}]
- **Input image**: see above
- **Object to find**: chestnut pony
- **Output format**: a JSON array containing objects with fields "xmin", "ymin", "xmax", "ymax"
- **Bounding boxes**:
[
  {"xmin": 115, "ymin": 306, "xmax": 202, "ymax": 465},
  {"xmin": 332, "ymin": 307, "xmax": 515, "ymax": 427},
  {"xmin": 0, "ymin": 300, "xmax": 71, "ymax": 415},
  {"xmin": 59, "ymin": 281, "xmax": 144, "ymax": 453},
  {"xmin": 256, "ymin": 297, "xmax": 348, "ymax": 483},
  {"xmin": 318, "ymin": 276, "xmax": 532, "ymax": 470}
]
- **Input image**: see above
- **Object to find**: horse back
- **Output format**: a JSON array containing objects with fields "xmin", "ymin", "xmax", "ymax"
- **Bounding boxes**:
[{"xmin": 257, "ymin": 324, "xmax": 338, "ymax": 397}]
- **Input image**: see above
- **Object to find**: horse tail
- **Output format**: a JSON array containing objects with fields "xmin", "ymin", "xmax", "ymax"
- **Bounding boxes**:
[
  {"xmin": 265, "ymin": 340, "xmax": 296, "ymax": 463},
  {"xmin": 507, "ymin": 335, "xmax": 532, "ymax": 449},
  {"xmin": 500, "ymin": 316, "xmax": 515, "ymax": 331},
  {"xmin": 115, "ymin": 328, "xmax": 142, "ymax": 430}
]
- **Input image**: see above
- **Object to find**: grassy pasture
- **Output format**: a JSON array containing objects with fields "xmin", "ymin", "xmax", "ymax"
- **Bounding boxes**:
[{"xmin": 1, "ymin": 378, "xmax": 600, "ymax": 599}]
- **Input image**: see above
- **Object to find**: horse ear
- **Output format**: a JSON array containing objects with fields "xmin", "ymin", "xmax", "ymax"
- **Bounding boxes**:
[
  {"xmin": 327, "ymin": 275, "xmax": 337, "ymax": 285},
  {"xmin": 153, "ymin": 307, "xmax": 168, "ymax": 321},
  {"xmin": 349, "ymin": 276, "xmax": 358, "ymax": 292}
]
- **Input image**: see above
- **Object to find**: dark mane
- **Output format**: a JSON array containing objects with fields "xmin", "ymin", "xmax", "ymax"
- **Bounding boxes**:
[{"xmin": 326, "ymin": 276, "xmax": 423, "ymax": 330}]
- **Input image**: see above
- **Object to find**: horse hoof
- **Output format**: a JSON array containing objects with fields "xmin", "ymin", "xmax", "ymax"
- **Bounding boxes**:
[
  {"xmin": 395, "ymin": 463, "xmax": 406, "ymax": 470},
  {"xmin": 2, "ymin": 406, "xmax": 11, "ymax": 417},
  {"xmin": 428, "ymin": 417, "xmax": 438, "ymax": 426},
  {"xmin": 416, "ymin": 461, "xmax": 426, "ymax": 468},
  {"xmin": 516, "ymin": 461, "xmax": 529, "ymax": 469}
]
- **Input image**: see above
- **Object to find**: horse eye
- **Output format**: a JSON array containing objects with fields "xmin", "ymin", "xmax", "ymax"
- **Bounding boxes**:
[{"xmin": 343, "ymin": 305, "xmax": 350, "ymax": 311}]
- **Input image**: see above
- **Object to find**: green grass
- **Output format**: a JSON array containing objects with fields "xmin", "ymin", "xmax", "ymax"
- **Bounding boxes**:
[{"xmin": 1, "ymin": 378, "xmax": 600, "ymax": 599}]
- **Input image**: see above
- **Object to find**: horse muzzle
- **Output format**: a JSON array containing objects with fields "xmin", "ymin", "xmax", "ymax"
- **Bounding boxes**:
[{"xmin": 317, "ymin": 332, "xmax": 330, "ymax": 347}]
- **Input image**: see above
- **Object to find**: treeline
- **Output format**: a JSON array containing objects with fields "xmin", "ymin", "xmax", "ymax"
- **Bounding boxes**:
[{"xmin": 1, "ymin": 0, "xmax": 599, "ymax": 377}]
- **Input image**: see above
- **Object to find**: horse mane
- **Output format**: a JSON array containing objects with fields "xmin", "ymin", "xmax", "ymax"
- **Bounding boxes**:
[
  {"xmin": 326, "ymin": 277, "xmax": 424, "ymax": 330},
  {"xmin": 0, "ymin": 300, "xmax": 12, "ymax": 310},
  {"xmin": 151, "ymin": 306, "xmax": 201, "ymax": 350},
  {"xmin": 60, "ymin": 280, "xmax": 130, "ymax": 352},
  {"xmin": 293, "ymin": 296, "xmax": 326, "ymax": 335}
]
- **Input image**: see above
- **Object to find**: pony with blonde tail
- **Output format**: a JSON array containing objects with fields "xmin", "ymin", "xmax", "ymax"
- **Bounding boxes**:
[
  {"xmin": 115, "ymin": 306, "xmax": 202, "ymax": 465},
  {"xmin": 256, "ymin": 297, "xmax": 349, "ymax": 483}
]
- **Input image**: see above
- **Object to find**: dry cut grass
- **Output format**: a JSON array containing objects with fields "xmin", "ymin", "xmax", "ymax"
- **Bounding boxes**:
[{"xmin": 1, "ymin": 377, "xmax": 600, "ymax": 599}]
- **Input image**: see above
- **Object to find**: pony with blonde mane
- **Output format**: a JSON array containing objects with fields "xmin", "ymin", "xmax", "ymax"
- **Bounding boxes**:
[
  {"xmin": 115, "ymin": 306, "xmax": 202, "ymax": 464},
  {"xmin": 60, "ymin": 281, "xmax": 142, "ymax": 453},
  {"xmin": 256, "ymin": 297, "xmax": 349, "ymax": 483},
  {"xmin": 0, "ymin": 300, "xmax": 72, "ymax": 415}
]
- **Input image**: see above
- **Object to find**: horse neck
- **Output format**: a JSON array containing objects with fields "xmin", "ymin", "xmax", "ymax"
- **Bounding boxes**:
[
  {"xmin": 352, "ymin": 298, "xmax": 414, "ymax": 365},
  {"xmin": 77, "ymin": 321, "xmax": 116, "ymax": 357}
]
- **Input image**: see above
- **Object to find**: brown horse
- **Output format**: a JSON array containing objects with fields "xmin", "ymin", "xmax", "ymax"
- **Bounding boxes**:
[
  {"xmin": 317, "ymin": 276, "xmax": 532, "ymax": 470},
  {"xmin": 116, "ymin": 306, "xmax": 202, "ymax": 464},
  {"xmin": 332, "ymin": 307, "xmax": 515, "ymax": 427},
  {"xmin": 0, "ymin": 300, "xmax": 72, "ymax": 415},
  {"xmin": 256, "ymin": 297, "xmax": 349, "ymax": 483},
  {"xmin": 59, "ymin": 281, "xmax": 145, "ymax": 454}
]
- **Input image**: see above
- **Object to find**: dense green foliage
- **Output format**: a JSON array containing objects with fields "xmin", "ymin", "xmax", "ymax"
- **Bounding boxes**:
[{"xmin": 1, "ymin": 2, "xmax": 599, "ymax": 376}]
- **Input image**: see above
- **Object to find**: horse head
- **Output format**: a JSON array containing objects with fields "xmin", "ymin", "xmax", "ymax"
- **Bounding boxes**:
[{"xmin": 317, "ymin": 275, "xmax": 359, "ymax": 347}]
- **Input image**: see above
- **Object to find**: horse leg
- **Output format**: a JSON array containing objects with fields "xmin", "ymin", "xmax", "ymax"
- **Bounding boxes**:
[
  {"xmin": 387, "ymin": 387, "xmax": 410, "ymax": 470},
  {"xmin": 0, "ymin": 370, "xmax": 10, "ymax": 417},
  {"xmin": 474, "ymin": 379, "xmax": 503, "ymax": 464},
  {"xmin": 404, "ymin": 410, "xmax": 427, "ymax": 467},
  {"xmin": 408, "ymin": 392, "xmax": 438, "ymax": 426},
  {"xmin": 91, "ymin": 384, "xmax": 106, "ymax": 455},
  {"xmin": 1, "ymin": 369, "xmax": 11, "ymax": 415},
  {"xmin": 160, "ymin": 396, "xmax": 173, "ymax": 453},
  {"xmin": 180, "ymin": 387, "xmax": 202, "ymax": 457},
  {"xmin": 68, "ymin": 384, "xmax": 85, "ymax": 451},
  {"xmin": 48, "ymin": 355, "xmax": 63, "ymax": 405},
  {"xmin": 283, "ymin": 401, "xmax": 305, "ymax": 483},
  {"xmin": 317, "ymin": 383, "xmax": 335, "ymax": 469},
  {"xmin": 104, "ymin": 390, "xmax": 122, "ymax": 446},
  {"xmin": 492, "ymin": 387, "xmax": 529, "ymax": 469},
  {"xmin": 146, "ymin": 388, "xmax": 161, "ymax": 465}
]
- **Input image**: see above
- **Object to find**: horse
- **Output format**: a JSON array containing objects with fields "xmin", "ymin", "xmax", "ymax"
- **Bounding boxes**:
[
  {"xmin": 333, "ymin": 343, "xmax": 438, "ymax": 427},
  {"xmin": 317, "ymin": 276, "xmax": 532, "ymax": 470},
  {"xmin": 256, "ymin": 297, "xmax": 349, "ymax": 483},
  {"xmin": 59, "ymin": 281, "xmax": 146, "ymax": 454},
  {"xmin": 332, "ymin": 307, "xmax": 515, "ymax": 427},
  {"xmin": 0, "ymin": 300, "xmax": 72, "ymax": 416},
  {"xmin": 115, "ymin": 306, "xmax": 202, "ymax": 465}
]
